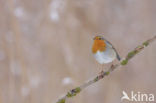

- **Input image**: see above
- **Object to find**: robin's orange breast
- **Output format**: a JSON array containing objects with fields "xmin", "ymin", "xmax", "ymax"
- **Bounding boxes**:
[{"xmin": 92, "ymin": 40, "xmax": 106, "ymax": 54}]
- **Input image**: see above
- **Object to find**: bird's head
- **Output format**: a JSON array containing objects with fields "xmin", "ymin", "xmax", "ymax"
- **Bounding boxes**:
[
  {"xmin": 93, "ymin": 36, "xmax": 104, "ymax": 40},
  {"xmin": 92, "ymin": 36, "xmax": 106, "ymax": 53}
]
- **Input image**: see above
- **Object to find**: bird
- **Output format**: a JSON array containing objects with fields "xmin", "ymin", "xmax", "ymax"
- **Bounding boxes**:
[{"xmin": 92, "ymin": 36, "xmax": 121, "ymax": 65}]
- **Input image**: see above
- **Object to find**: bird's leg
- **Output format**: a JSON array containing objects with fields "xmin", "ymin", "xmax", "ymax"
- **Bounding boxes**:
[
  {"xmin": 99, "ymin": 64, "xmax": 104, "ymax": 78},
  {"xmin": 111, "ymin": 63, "xmax": 114, "ymax": 68},
  {"xmin": 110, "ymin": 62, "xmax": 115, "ymax": 71}
]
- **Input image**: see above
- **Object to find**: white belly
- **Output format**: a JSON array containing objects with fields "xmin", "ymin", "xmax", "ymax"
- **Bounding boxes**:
[{"xmin": 93, "ymin": 48, "xmax": 116, "ymax": 64}]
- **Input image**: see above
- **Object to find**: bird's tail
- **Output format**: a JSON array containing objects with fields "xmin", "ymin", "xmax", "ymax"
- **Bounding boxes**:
[{"xmin": 116, "ymin": 53, "xmax": 121, "ymax": 61}]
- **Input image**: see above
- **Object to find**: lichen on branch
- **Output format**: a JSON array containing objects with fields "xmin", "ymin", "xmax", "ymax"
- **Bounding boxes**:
[{"xmin": 56, "ymin": 35, "xmax": 156, "ymax": 103}]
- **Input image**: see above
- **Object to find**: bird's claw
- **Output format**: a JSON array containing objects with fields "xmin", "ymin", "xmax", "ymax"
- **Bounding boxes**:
[{"xmin": 99, "ymin": 70, "xmax": 104, "ymax": 78}]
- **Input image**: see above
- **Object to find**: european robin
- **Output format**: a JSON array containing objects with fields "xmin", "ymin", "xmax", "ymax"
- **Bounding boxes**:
[{"xmin": 92, "ymin": 36, "xmax": 121, "ymax": 64}]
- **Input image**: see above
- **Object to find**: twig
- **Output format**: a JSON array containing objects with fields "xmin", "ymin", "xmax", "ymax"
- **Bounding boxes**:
[{"xmin": 56, "ymin": 35, "xmax": 156, "ymax": 103}]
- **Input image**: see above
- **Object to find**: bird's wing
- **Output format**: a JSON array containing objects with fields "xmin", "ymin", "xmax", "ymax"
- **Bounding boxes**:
[{"xmin": 104, "ymin": 39, "xmax": 121, "ymax": 61}]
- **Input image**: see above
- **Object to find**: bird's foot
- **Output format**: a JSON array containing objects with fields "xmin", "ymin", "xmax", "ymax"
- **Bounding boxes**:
[
  {"xmin": 111, "ymin": 64, "xmax": 114, "ymax": 68},
  {"xmin": 99, "ymin": 70, "xmax": 104, "ymax": 78}
]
